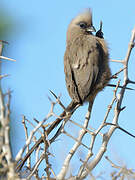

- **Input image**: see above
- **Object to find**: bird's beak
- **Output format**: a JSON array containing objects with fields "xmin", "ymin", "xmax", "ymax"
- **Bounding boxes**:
[{"xmin": 86, "ymin": 25, "xmax": 96, "ymax": 33}]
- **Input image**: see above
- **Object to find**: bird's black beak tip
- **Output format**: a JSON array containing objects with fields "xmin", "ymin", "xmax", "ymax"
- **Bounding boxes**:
[{"xmin": 86, "ymin": 25, "xmax": 96, "ymax": 33}]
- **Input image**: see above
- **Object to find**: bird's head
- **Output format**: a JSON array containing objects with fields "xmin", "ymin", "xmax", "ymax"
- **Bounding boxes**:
[{"xmin": 67, "ymin": 9, "xmax": 96, "ymax": 43}]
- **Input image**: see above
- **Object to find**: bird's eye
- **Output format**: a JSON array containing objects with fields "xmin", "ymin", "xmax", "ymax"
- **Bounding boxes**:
[{"xmin": 78, "ymin": 22, "xmax": 87, "ymax": 29}]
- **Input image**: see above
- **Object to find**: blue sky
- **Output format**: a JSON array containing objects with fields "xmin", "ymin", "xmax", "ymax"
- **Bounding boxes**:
[{"xmin": 1, "ymin": 0, "xmax": 135, "ymax": 178}]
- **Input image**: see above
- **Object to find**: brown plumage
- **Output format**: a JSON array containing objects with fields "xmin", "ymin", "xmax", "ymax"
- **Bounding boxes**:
[
  {"xmin": 64, "ymin": 9, "xmax": 111, "ymax": 111},
  {"xmin": 16, "ymin": 9, "xmax": 111, "ymax": 171}
]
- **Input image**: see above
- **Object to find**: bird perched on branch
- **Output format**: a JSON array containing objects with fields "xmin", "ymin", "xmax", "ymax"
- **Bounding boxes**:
[
  {"xmin": 64, "ymin": 9, "xmax": 111, "ymax": 112},
  {"xmin": 16, "ymin": 9, "xmax": 111, "ymax": 171}
]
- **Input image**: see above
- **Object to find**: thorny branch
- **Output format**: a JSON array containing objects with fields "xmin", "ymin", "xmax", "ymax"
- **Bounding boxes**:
[
  {"xmin": 1, "ymin": 27, "xmax": 135, "ymax": 179},
  {"xmin": 76, "ymin": 25, "xmax": 135, "ymax": 180},
  {"xmin": 0, "ymin": 41, "xmax": 18, "ymax": 179},
  {"xmin": 14, "ymin": 26, "xmax": 135, "ymax": 180}
]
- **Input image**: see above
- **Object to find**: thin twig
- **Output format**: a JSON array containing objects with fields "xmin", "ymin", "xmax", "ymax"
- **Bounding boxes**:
[
  {"xmin": 109, "ymin": 67, "xmax": 126, "ymax": 80},
  {"xmin": 0, "ymin": 55, "xmax": 16, "ymax": 62},
  {"xmin": 26, "ymin": 153, "xmax": 45, "ymax": 179},
  {"xmin": 49, "ymin": 90, "xmax": 66, "ymax": 111},
  {"xmin": 22, "ymin": 115, "xmax": 31, "ymax": 168},
  {"xmin": 110, "ymin": 59, "xmax": 124, "ymax": 64},
  {"xmin": 15, "ymin": 112, "xmax": 53, "ymax": 163}
]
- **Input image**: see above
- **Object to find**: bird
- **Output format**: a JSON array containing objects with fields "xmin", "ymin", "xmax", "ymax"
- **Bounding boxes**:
[
  {"xmin": 16, "ymin": 9, "xmax": 111, "ymax": 171},
  {"xmin": 64, "ymin": 9, "xmax": 111, "ymax": 112}
]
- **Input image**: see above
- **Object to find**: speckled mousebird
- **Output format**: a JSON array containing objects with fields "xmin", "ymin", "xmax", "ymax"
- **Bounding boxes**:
[
  {"xmin": 64, "ymin": 9, "xmax": 111, "ymax": 111},
  {"xmin": 16, "ymin": 9, "xmax": 111, "ymax": 171}
]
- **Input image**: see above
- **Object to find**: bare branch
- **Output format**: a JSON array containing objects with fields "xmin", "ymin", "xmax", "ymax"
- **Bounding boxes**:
[
  {"xmin": 22, "ymin": 115, "xmax": 31, "ymax": 169},
  {"xmin": 110, "ymin": 59, "xmax": 124, "ymax": 64},
  {"xmin": 77, "ymin": 25, "xmax": 135, "ymax": 180},
  {"xmin": 0, "ymin": 55, "xmax": 16, "ymax": 62},
  {"xmin": 57, "ymin": 101, "xmax": 94, "ymax": 179}
]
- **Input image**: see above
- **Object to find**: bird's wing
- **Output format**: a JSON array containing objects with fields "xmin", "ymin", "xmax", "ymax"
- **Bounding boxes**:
[
  {"xmin": 71, "ymin": 38, "xmax": 100, "ymax": 102},
  {"xmin": 64, "ymin": 50, "xmax": 82, "ymax": 103}
]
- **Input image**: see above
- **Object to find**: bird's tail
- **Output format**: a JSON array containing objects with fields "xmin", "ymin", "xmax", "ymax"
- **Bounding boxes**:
[
  {"xmin": 16, "ymin": 101, "xmax": 80, "ymax": 172},
  {"xmin": 47, "ymin": 100, "xmax": 80, "ymax": 133}
]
